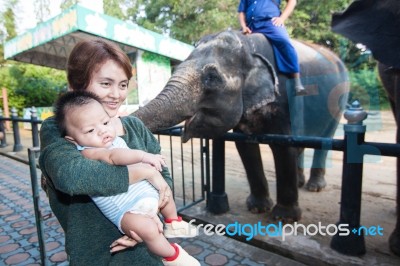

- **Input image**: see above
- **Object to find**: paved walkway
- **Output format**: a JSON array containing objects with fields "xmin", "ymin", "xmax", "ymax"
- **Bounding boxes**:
[{"xmin": 0, "ymin": 152, "xmax": 305, "ymax": 266}]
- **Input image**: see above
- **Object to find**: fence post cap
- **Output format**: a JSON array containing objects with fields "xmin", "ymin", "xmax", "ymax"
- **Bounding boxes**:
[
  {"xmin": 344, "ymin": 101, "xmax": 368, "ymax": 125},
  {"xmin": 11, "ymin": 107, "xmax": 17, "ymax": 116},
  {"xmin": 31, "ymin": 107, "xmax": 37, "ymax": 118}
]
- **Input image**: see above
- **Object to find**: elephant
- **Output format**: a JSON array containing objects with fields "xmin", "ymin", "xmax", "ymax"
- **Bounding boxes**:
[
  {"xmin": 134, "ymin": 30, "xmax": 349, "ymax": 221},
  {"xmin": 331, "ymin": 0, "xmax": 400, "ymax": 256},
  {"xmin": 376, "ymin": 61, "xmax": 400, "ymax": 257}
]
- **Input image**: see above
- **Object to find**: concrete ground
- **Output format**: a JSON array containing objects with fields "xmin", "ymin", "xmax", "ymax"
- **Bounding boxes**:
[{"xmin": 1, "ymin": 110, "xmax": 400, "ymax": 265}]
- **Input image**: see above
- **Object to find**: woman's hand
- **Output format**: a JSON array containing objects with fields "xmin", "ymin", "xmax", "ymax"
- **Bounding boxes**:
[
  {"xmin": 110, "ymin": 215, "xmax": 164, "ymax": 253},
  {"xmin": 127, "ymin": 163, "xmax": 159, "ymax": 184},
  {"xmin": 126, "ymin": 163, "xmax": 172, "ymax": 208},
  {"xmin": 110, "ymin": 235, "xmax": 140, "ymax": 253},
  {"xmin": 146, "ymin": 172, "xmax": 172, "ymax": 209}
]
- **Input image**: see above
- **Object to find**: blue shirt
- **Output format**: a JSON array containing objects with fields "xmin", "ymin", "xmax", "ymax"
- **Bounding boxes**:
[{"xmin": 238, "ymin": 0, "xmax": 281, "ymax": 25}]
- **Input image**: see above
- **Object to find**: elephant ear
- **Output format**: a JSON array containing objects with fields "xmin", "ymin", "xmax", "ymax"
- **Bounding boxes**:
[
  {"xmin": 332, "ymin": 0, "xmax": 400, "ymax": 68},
  {"xmin": 253, "ymin": 53, "xmax": 279, "ymax": 93},
  {"xmin": 243, "ymin": 52, "xmax": 279, "ymax": 116}
]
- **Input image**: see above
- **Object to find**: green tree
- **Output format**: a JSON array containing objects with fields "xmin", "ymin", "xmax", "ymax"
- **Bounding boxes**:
[
  {"xmin": 2, "ymin": 9, "xmax": 17, "ymax": 41},
  {"xmin": 60, "ymin": 0, "xmax": 78, "ymax": 10},
  {"xmin": 103, "ymin": 0, "xmax": 127, "ymax": 20},
  {"xmin": 129, "ymin": 0, "xmax": 239, "ymax": 45},
  {"xmin": 12, "ymin": 65, "xmax": 67, "ymax": 107},
  {"xmin": 0, "ymin": 66, "xmax": 26, "ymax": 113},
  {"xmin": 0, "ymin": 64, "xmax": 67, "ymax": 114},
  {"xmin": 1, "ymin": 0, "xmax": 18, "ymax": 66},
  {"xmin": 288, "ymin": 0, "xmax": 351, "ymax": 49}
]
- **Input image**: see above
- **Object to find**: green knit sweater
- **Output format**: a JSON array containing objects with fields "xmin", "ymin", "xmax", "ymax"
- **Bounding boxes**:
[{"xmin": 39, "ymin": 116, "xmax": 172, "ymax": 266}]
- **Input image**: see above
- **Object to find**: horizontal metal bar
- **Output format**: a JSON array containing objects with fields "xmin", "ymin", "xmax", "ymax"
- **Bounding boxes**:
[
  {"xmin": 364, "ymin": 141, "xmax": 400, "ymax": 157},
  {"xmin": 3, "ymin": 118, "xmax": 400, "ymax": 157},
  {"xmin": 223, "ymin": 132, "xmax": 346, "ymax": 151},
  {"xmin": 0, "ymin": 117, "xmax": 43, "ymax": 123},
  {"xmin": 177, "ymin": 198, "xmax": 205, "ymax": 212},
  {"xmin": 156, "ymin": 127, "xmax": 400, "ymax": 157}
]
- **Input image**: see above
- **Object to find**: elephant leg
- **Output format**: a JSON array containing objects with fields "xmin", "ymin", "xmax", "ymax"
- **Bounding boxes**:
[
  {"xmin": 390, "ymin": 78, "xmax": 400, "ymax": 256},
  {"xmin": 296, "ymin": 147, "xmax": 305, "ymax": 188},
  {"xmin": 235, "ymin": 141, "xmax": 273, "ymax": 213},
  {"xmin": 389, "ymin": 154, "xmax": 400, "ymax": 256},
  {"xmin": 270, "ymin": 144, "xmax": 302, "ymax": 222},
  {"xmin": 305, "ymin": 149, "xmax": 328, "ymax": 192}
]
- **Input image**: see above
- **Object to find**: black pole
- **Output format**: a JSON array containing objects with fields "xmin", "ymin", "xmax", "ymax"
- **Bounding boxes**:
[
  {"xmin": 11, "ymin": 107, "xmax": 23, "ymax": 152},
  {"xmin": 31, "ymin": 107, "xmax": 40, "ymax": 148},
  {"xmin": 0, "ymin": 108, "xmax": 7, "ymax": 148},
  {"xmin": 207, "ymin": 138, "xmax": 229, "ymax": 214},
  {"xmin": 28, "ymin": 147, "xmax": 48, "ymax": 265},
  {"xmin": 331, "ymin": 101, "xmax": 370, "ymax": 255}
]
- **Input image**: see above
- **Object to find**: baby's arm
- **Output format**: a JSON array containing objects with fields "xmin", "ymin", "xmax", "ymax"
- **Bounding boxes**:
[{"xmin": 82, "ymin": 148, "xmax": 166, "ymax": 171}]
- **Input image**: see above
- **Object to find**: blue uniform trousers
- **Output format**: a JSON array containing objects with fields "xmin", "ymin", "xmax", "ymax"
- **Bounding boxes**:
[{"xmin": 251, "ymin": 20, "xmax": 299, "ymax": 74}]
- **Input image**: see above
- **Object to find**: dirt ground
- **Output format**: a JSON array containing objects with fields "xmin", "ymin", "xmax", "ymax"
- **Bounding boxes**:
[{"xmin": 159, "ymin": 110, "xmax": 400, "ymax": 265}]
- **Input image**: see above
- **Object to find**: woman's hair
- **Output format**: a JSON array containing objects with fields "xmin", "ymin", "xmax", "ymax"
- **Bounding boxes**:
[
  {"xmin": 67, "ymin": 38, "xmax": 133, "ymax": 91},
  {"xmin": 54, "ymin": 91, "xmax": 102, "ymax": 136}
]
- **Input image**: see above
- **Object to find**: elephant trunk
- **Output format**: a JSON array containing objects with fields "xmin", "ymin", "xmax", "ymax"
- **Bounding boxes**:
[{"xmin": 133, "ymin": 65, "xmax": 199, "ymax": 132}]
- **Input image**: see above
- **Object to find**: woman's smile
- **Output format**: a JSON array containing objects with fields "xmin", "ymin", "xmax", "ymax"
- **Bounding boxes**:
[{"xmin": 102, "ymin": 101, "xmax": 120, "ymax": 110}]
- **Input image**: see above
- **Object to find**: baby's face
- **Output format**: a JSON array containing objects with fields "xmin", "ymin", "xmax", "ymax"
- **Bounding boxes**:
[{"xmin": 65, "ymin": 100, "xmax": 116, "ymax": 149}]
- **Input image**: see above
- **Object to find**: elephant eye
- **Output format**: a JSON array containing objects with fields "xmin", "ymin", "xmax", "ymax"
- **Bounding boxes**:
[{"xmin": 201, "ymin": 64, "xmax": 223, "ymax": 90}]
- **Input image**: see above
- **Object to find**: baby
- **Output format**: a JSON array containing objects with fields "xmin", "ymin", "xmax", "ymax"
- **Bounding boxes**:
[{"xmin": 54, "ymin": 91, "xmax": 199, "ymax": 266}]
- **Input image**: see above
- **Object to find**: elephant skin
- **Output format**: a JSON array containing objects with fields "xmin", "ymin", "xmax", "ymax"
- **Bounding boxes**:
[
  {"xmin": 332, "ymin": 0, "xmax": 400, "ymax": 256},
  {"xmin": 134, "ymin": 30, "xmax": 349, "ymax": 222},
  {"xmin": 378, "ymin": 63, "xmax": 400, "ymax": 256}
]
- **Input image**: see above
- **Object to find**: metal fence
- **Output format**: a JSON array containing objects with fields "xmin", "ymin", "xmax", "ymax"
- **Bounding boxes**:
[
  {"xmin": 0, "ymin": 107, "xmax": 40, "ymax": 151},
  {"xmin": 1, "ymin": 101, "xmax": 400, "ymax": 259}
]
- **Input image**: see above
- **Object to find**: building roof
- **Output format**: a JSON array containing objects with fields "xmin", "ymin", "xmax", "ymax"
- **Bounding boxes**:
[{"xmin": 4, "ymin": 4, "xmax": 193, "ymax": 70}]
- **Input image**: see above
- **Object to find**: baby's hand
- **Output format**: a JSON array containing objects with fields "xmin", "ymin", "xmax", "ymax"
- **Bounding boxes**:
[{"xmin": 141, "ymin": 153, "xmax": 167, "ymax": 171}]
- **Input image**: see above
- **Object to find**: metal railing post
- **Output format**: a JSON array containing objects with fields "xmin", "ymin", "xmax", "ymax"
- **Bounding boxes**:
[
  {"xmin": 28, "ymin": 147, "xmax": 48, "ymax": 265},
  {"xmin": 207, "ymin": 138, "xmax": 230, "ymax": 214},
  {"xmin": 11, "ymin": 107, "xmax": 23, "ymax": 152},
  {"xmin": 31, "ymin": 107, "xmax": 40, "ymax": 148},
  {"xmin": 0, "ymin": 108, "xmax": 7, "ymax": 147},
  {"xmin": 331, "ymin": 101, "xmax": 380, "ymax": 255}
]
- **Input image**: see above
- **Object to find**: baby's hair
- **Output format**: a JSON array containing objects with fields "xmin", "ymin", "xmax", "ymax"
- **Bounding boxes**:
[{"xmin": 54, "ymin": 91, "xmax": 102, "ymax": 136}]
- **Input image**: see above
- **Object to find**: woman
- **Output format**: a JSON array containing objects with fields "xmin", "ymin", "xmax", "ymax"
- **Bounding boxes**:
[{"xmin": 39, "ymin": 38, "xmax": 172, "ymax": 265}]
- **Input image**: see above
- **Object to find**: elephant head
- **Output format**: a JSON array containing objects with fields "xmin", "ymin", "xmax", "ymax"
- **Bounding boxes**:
[{"xmin": 134, "ymin": 30, "xmax": 279, "ymax": 141}]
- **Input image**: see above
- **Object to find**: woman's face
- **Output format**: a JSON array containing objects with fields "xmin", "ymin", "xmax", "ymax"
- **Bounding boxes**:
[{"xmin": 87, "ymin": 60, "xmax": 129, "ymax": 118}]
